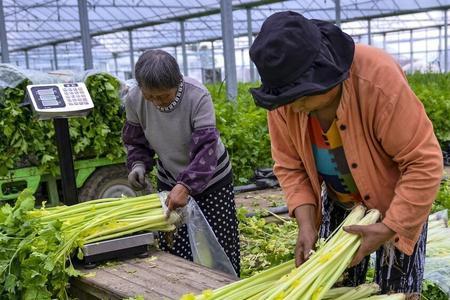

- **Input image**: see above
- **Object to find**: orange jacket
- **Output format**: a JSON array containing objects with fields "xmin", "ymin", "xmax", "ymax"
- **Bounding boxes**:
[{"xmin": 268, "ymin": 44, "xmax": 443, "ymax": 255}]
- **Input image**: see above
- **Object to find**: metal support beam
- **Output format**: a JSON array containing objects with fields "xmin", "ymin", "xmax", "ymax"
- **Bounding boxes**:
[
  {"xmin": 77, "ymin": 0, "xmax": 93, "ymax": 69},
  {"xmin": 241, "ymin": 48, "xmax": 245, "ymax": 81},
  {"xmin": 383, "ymin": 32, "xmax": 386, "ymax": 50},
  {"xmin": 128, "ymin": 30, "xmax": 135, "ymax": 78},
  {"xmin": 180, "ymin": 21, "xmax": 188, "ymax": 76},
  {"xmin": 53, "ymin": 44, "xmax": 58, "ymax": 70},
  {"xmin": 445, "ymin": 9, "xmax": 448, "ymax": 73},
  {"xmin": 425, "ymin": 28, "xmax": 429, "ymax": 64},
  {"xmin": 335, "ymin": 0, "xmax": 341, "ymax": 27},
  {"xmin": 211, "ymin": 41, "xmax": 216, "ymax": 83},
  {"xmin": 247, "ymin": 8, "xmax": 255, "ymax": 82},
  {"xmin": 0, "ymin": 0, "xmax": 9, "ymax": 63},
  {"xmin": 409, "ymin": 30, "xmax": 413, "ymax": 73},
  {"xmin": 368, "ymin": 19, "xmax": 372, "ymax": 45},
  {"xmin": 25, "ymin": 50, "xmax": 29, "ymax": 69},
  {"xmin": 439, "ymin": 26, "xmax": 442, "ymax": 72},
  {"xmin": 113, "ymin": 53, "xmax": 119, "ymax": 76},
  {"xmin": 220, "ymin": 0, "xmax": 237, "ymax": 101},
  {"xmin": 9, "ymin": 3, "xmax": 450, "ymax": 54}
]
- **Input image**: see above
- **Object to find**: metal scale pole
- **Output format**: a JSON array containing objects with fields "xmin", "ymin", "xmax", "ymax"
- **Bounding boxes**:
[{"xmin": 53, "ymin": 118, "xmax": 78, "ymax": 205}]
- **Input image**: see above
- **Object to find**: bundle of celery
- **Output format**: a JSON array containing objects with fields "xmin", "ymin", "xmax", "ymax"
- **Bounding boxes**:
[
  {"xmin": 0, "ymin": 189, "xmax": 177, "ymax": 299},
  {"xmin": 182, "ymin": 205, "xmax": 381, "ymax": 300},
  {"xmin": 322, "ymin": 284, "xmax": 406, "ymax": 300}
]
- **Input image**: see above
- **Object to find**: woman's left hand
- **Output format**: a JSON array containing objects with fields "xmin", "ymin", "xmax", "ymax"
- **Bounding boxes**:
[
  {"xmin": 343, "ymin": 222, "xmax": 396, "ymax": 267},
  {"xmin": 167, "ymin": 184, "xmax": 190, "ymax": 211}
]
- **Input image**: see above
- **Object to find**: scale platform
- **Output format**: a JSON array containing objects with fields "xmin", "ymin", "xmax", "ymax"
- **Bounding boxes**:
[{"xmin": 80, "ymin": 232, "xmax": 155, "ymax": 267}]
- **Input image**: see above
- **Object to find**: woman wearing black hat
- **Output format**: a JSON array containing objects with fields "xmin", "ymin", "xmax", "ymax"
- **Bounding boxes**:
[{"xmin": 249, "ymin": 11, "xmax": 443, "ymax": 298}]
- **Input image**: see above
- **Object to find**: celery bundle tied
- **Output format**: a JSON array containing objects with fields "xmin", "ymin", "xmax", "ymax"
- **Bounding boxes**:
[
  {"xmin": 182, "ymin": 205, "xmax": 405, "ymax": 300},
  {"xmin": 0, "ymin": 189, "xmax": 177, "ymax": 299}
]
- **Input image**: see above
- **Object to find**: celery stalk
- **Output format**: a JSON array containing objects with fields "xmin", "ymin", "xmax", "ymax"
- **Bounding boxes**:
[{"xmin": 362, "ymin": 293, "xmax": 406, "ymax": 299}]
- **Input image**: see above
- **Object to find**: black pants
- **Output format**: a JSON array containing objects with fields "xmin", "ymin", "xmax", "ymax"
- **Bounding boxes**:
[
  {"xmin": 319, "ymin": 193, "xmax": 427, "ymax": 294},
  {"xmin": 157, "ymin": 182, "xmax": 240, "ymax": 275}
]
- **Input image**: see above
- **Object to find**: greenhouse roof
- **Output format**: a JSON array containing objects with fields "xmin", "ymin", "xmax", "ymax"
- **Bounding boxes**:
[{"xmin": 1, "ymin": 0, "xmax": 449, "ymax": 59}]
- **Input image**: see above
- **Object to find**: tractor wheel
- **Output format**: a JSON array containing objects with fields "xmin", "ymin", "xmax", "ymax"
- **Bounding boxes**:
[{"xmin": 78, "ymin": 164, "xmax": 152, "ymax": 201}]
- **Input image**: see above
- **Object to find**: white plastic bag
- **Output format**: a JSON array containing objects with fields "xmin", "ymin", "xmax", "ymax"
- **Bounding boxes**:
[
  {"xmin": 158, "ymin": 193, "xmax": 237, "ymax": 277},
  {"xmin": 424, "ymin": 210, "xmax": 450, "ymax": 296},
  {"xmin": 184, "ymin": 198, "xmax": 237, "ymax": 276}
]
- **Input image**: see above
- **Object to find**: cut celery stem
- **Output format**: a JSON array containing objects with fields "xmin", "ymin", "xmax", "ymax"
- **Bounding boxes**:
[
  {"xmin": 202, "ymin": 260, "xmax": 294, "ymax": 299},
  {"xmin": 84, "ymin": 221, "xmax": 174, "ymax": 244},
  {"xmin": 333, "ymin": 283, "xmax": 380, "ymax": 300},
  {"xmin": 83, "ymin": 215, "xmax": 167, "ymax": 240},
  {"xmin": 37, "ymin": 197, "xmax": 155, "ymax": 222},
  {"xmin": 322, "ymin": 287, "xmax": 353, "ymax": 299},
  {"xmin": 362, "ymin": 294, "xmax": 406, "ymax": 300}
]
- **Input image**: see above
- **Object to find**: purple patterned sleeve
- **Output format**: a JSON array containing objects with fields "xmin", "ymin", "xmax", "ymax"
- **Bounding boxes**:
[
  {"xmin": 176, "ymin": 127, "xmax": 219, "ymax": 194},
  {"xmin": 122, "ymin": 121, "xmax": 155, "ymax": 171}
]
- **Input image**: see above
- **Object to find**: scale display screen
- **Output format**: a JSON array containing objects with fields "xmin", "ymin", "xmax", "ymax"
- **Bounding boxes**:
[
  {"xmin": 30, "ymin": 86, "xmax": 65, "ymax": 109},
  {"xmin": 26, "ymin": 82, "xmax": 94, "ymax": 119}
]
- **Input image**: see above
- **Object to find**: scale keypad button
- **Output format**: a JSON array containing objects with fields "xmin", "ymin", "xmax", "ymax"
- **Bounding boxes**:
[{"xmin": 63, "ymin": 88, "xmax": 88, "ymax": 105}]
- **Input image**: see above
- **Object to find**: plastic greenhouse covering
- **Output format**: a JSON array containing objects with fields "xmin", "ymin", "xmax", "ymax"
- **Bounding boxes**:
[{"xmin": 0, "ymin": 1, "xmax": 449, "ymax": 79}]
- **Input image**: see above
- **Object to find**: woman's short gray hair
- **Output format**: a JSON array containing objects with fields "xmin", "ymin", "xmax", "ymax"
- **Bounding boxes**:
[{"xmin": 135, "ymin": 50, "xmax": 182, "ymax": 90}]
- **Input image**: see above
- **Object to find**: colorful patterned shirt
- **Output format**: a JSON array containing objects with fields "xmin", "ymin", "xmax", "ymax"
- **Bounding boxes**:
[{"xmin": 308, "ymin": 115, "xmax": 362, "ymax": 206}]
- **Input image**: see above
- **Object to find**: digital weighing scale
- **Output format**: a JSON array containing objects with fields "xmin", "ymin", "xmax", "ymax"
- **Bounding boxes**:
[
  {"xmin": 26, "ymin": 83, "xmax": 94, "ymax": 120},
  {"xmin": 26, "ymin": 82, "xmax": 96, "ymax": 205},
  {"xmin": 27, "ymin": 82, "xmax": 154, "ymax": 265}
]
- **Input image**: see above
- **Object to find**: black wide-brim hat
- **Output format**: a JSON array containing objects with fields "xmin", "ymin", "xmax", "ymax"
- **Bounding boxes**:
[{"xmin": 249, "ymin": 11, "xmax": 355, "ymax": 110}]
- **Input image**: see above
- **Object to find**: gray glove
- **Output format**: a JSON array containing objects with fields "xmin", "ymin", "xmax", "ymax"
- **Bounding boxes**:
[{"xmin": 128, "ymin": 164, "xmax": 147, "ymax": 191}]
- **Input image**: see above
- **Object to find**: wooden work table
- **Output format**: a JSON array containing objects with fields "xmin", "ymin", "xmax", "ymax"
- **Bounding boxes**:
[
  {"xmin": 70, "ymin": 249, "xmax": 236, "ymax": 300},
  {"xmin": 69, "ymin": 187, "xmax": 284, "ymax": 299}
]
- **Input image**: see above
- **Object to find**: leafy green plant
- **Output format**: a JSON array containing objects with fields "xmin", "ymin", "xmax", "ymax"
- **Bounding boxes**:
[
  {"xmin": 421, "ymin": 280, "xmax": 448, "ymax": 300},
  {"xmin": 0, "ymin": 189, "xmax": 176, "ymax": 299},
  {"xmin": 408, "ymin": 73, "xmax": 450, "ymax": 147},
  {"xmin": 237, "ymin": 207, "xmax": 296, "ymax": 278},
  {"xmin": 209, "ymin": 83, "xmax": 273, "ymax": 184},
  {"xmin": 70, "ymin": 73, "xmax": 126, "ymax": 161},
  {"xmin": 434, "ymin": 179, "xmax": 450, "ymax": 212},
  {"xmin": 0, "ymin": 81, "xmax": 56, "ymax": 175},
  {"xmin": 0, "ymin": 73, "xmax": 126, "ymax": 176},
  {"xmin": 0, "ymin": 189, "xmax": 71, "ymax": 299}
]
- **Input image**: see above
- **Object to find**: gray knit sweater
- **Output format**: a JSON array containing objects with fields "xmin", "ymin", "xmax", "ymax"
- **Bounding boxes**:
[{"xmin": 123, "ymin": 77, "xmax": 231, "ymax": 194}]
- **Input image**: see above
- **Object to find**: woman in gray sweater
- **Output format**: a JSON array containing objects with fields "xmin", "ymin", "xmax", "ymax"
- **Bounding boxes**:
[{"xmin": 122, "ymin": 49, "xmax": 239, "ymax": 274}]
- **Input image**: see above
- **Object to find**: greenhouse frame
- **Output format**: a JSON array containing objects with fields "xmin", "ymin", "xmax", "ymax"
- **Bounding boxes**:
[
  {"xmin": 1, "ymin": 1, "xmax": 450, "ymax": 299},
  {"xmin": 0, "ymin": 0, "xmax": 449, "ymax": 98}
]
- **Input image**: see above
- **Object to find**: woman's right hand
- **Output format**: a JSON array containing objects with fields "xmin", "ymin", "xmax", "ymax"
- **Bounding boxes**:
[{"xmin": 293, "ymin": 204, "xmax": 318, "ymax": 267}]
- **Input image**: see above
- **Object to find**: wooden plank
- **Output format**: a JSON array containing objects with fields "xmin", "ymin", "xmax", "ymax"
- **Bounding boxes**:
[
  {"xmin": 70, "ymin": 279, "xmax": 123, "ymax": 300},
  {"xmin": 155, "ymin": 251, "xmax": 237, "ymax": 283},
  {"xmin": 71, "ymin": 267, "xmax": 156, "ymax": 299},
  {"xmin": 126, "ymin": 253, "xmax": 235, "ymax": 297},
  {"xmin": 70, "ymin": 249, "xmax": 236, "ymax": 299}
]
